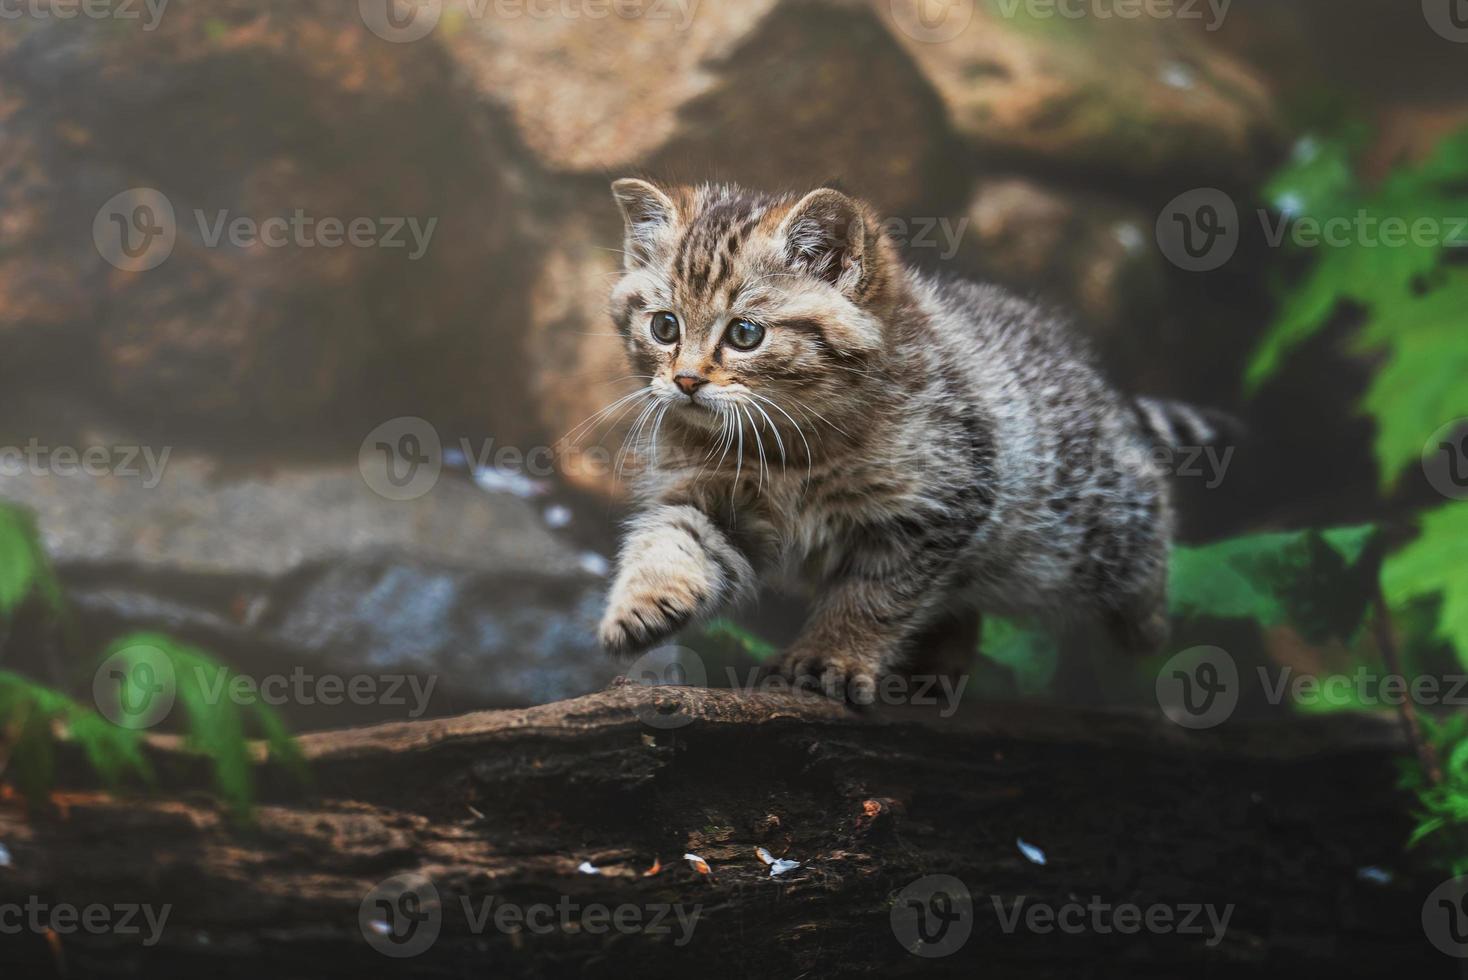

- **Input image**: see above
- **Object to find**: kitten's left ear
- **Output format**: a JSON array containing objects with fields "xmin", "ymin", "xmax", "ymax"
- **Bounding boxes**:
[
  {"xmin": 778, "ymin": 188, "xmax": 870, "ymax": 296},
  {"xmin": 611, "ymin": 178, "xmax": 679, "ymax": 270}
]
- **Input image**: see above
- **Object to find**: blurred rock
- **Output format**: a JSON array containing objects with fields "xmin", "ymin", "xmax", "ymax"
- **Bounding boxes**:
[
  {"xmin": 0, "ymin": 457, "xmax": 617, "ymax": 721},
  {"xmin": 440, "ymin": 0, "xmax": 966, "ymax": 213},
  {"xmin": 955, "ymin": 177, "xmax": 1167, "ymax": 344},
  {"xmin": 525, "ymin": 204, "xmax": 640, "ymax": 501},
  {"xmin": 880, "ymin": 0, "xmax": 1282, "ymax": 183},
  {"xmin": 1, "ymin": 2, "xmax": 531, "ymax": 436}
]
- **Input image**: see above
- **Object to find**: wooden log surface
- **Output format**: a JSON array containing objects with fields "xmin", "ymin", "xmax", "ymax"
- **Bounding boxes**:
[{"xmin": 0, "ymin": 683, "xmax": 1449, "ymax": 978}]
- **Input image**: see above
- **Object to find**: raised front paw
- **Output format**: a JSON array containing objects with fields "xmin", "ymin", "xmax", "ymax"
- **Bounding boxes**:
[
  {"xmin": 598, "ymin": 569, "xmax": 713, "ymax": 658},
  {"xmin": 777, "ymin": 647, "xmax": 881, "ymax": 706}
]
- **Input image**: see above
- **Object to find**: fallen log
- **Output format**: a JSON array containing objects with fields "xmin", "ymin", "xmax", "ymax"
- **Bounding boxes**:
[{"xmin": 0, "ymin": 683, "xmax": 1445, "ymax": 978}]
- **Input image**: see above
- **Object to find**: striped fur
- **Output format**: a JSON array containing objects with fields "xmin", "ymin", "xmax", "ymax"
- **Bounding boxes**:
[{"xmin": 597, "ymin": 179, "xmax": 1199, "ymax": 697}]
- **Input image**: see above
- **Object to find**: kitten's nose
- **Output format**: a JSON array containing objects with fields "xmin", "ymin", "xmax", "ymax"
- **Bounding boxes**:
[{"xmin": 674, "ymin": 374, "xmax": 708, "ymax": 396}]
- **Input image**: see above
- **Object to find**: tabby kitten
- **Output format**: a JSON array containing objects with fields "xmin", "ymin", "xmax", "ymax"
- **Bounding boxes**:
[{"xmin": 596, "ymin": 179, "xmax": 1219, "ymax": 699}]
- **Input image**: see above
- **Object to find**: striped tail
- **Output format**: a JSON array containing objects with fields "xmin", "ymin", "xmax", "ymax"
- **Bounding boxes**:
[{"xmin": 1132, "ymin": 397, "xmax": 1243, "ymax": 452}]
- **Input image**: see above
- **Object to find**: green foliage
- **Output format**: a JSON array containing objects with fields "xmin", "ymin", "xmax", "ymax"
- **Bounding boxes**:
[
  {"xmin": 0, "ymin": 504, "xmax": 62, "ymax": 617},
  {"xmin": 0, "ymin": 504, "xmax": 305, "ymax": 820},
  {"xmin": 1402, "ymin": 713, "xmax": 1468, "ymax": 877},
  {"xmin": 980, "ymin": 617, "xmax": 1059, "ymax": 697},
  {"xmin": 1245, "ymin": 125, "xmax": 1468, "ymax": 489},
  {"xmin": 0, "ymin": 672, "xmax": 152, "ymax": 802},
  {"xmin": 1168, "ymin": 525, "xmax": 1377, "ymax": 643},
  {"xmin": 700, "ymin": 617, "xmax": 778, "ymax": 662},
  {"xmin": 100, "ymin": 633, "xmax": 307, "ymax": 820},
  {"xmin": 1382, "ymin": 505, "xmax": 1468, "ymax": 667}
]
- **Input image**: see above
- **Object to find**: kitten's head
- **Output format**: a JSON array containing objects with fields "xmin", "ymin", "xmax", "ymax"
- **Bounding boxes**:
[{"xmin": 607, "ymin": 180, "xmax": 901, "ymax": 451}]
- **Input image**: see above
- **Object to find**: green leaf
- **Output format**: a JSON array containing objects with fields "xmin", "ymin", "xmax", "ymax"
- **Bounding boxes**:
[
  {"xmin": 699, "ymin": 618, "xmax": 778, "ymax": 662},
  {"xmin": 1168, "ymin": 525, "xmax": 1377, "ymax": 642},
  {"xmin": 1382, "ymin": 505, "xmax": 1468, "ymax": 666},
  {"xmin": 1320, "ymin": 524, "xmax": 1378, "ymax": 566},
  {"xmin": 1245, "ymin": 123, "xmax": 1468, "ymax": 408},
  {"xmin": 1353, "ymin": 276, "xmax": 1468, "ymax": 489},
  {"xmin": 1244, "ymin": 255, "xmax": 1351, "ymax": 391},
  {"xmin": 979, "ymin": 617, "xmax": 1059, "ymax": 697},
  {"xmin": 0, "ymin": 672, "xmax": 152, "ymax": 801},
  {"xmin": 0, "ymin": 507, "xmax": 40, "ymax": 617},
  {"xmin": 1401, "ymin": 712, "xmax": 1468, "ymax": 874},
  {"xmin": 0, "ymin": 504, "xmax": 63, "ymax": 618},
  {"xmin": 99, "ymin": 633, "xmax": 306, "ymax": 820}
]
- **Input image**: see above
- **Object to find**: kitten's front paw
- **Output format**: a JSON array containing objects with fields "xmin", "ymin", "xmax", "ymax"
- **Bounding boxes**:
[
  {"xmin": 777, "ymin": 648, "xmax": 881, "ymax": 706},
  {"xmin": 598, "ymin": 576, "xmax": 710, "ymax": 658}
]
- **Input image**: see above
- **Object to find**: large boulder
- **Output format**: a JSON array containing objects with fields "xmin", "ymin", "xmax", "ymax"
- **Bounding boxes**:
[
  {"xmin": 0, "ymin": 452, "xmax": 618, "ymax": 725},
  {"xmin": 437, "ymin": 0, "xmax": 968, "ymax": 213},
  {"xmin": 880, "ymin": 0, "xmax": 1282, "ymax": 183},
  {"xmin": 524, "ymin": 200, "xmax": 641, "ymax": 501},
  {"xmin": 1, "ymin": 2, "xmax": 532, "ymax": 437}
]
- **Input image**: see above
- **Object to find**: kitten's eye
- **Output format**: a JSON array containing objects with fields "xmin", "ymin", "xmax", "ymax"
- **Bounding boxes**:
[
  {"xmin": 649, "ymin": 312, "xmax": 680, "ymax": 345},
  {"xmin": 725, "ymin": 318, "xmax": 765, "ymax": 351}
]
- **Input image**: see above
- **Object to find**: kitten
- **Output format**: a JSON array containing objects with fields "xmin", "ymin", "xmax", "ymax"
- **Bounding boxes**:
[{"xmin": 596, "ymin": 179, "xmax": 1222, "ymax": 700}]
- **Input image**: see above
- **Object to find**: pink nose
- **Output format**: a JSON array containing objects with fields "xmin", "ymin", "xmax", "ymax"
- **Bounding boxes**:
[{"xmin": 674, "ymin": 374, "xmax": 708, "ymax": 396}]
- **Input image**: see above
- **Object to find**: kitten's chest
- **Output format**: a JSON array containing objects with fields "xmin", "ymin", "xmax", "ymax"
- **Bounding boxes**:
[{"xmin": 766, "ymin": 463, "xmax": 923, "ymax": 564}]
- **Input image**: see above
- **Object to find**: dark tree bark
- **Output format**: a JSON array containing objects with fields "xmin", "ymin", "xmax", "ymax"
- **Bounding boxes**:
[{"xmin": 0, "ymin": 684, "xmax": 1447, "ymax": 978}]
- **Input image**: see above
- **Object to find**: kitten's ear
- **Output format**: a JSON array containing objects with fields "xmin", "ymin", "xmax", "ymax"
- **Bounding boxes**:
[
  {"xmin": 778, "ymin": 188, "xmax": 868, "ymax": 295},
  {"xmin": 611, "ymin": 178, "xmax": 678, "ymax": 269}
]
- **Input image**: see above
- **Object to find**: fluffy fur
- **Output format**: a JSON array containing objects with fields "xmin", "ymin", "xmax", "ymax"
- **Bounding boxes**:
[{"xmin": 594, "ymin": 179, "xmax": 1215, "ymax": 698}]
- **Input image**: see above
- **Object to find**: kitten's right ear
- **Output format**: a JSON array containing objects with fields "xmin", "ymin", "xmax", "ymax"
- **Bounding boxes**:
[{"xmin": 611, "ymin": 178, "xmax": 678, "ymax": 269}]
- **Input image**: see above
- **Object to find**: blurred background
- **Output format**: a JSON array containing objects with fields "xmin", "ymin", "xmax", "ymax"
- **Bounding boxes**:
[{"xmin": 1, "ymin": 0, "xmax": 1465, "ymax": 736}]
